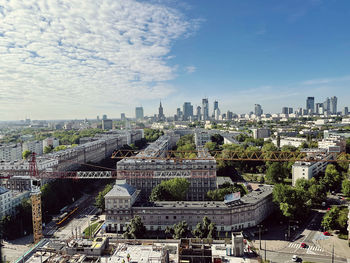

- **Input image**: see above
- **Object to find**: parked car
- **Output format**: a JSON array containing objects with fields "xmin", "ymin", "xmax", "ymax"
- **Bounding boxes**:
[
  {"xmin": 300, "ymin": 242, "xmax": 307, "ymax": 248},
  {"xmin": 323, "ymin": 231, "xmax": 330, "ymax": 236}
]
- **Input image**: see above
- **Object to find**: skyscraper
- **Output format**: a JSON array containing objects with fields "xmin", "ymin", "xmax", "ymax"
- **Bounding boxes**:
[
  {"xmin": 254, "ymin": 104, "xmax": 263, "ymax": 116},
  {"xmin": 158, "ymin": 101, "xmax": 165, "ymax": 120},
  {"xmin": 330, "ymin": 96, "xmax": 337, "ymax": 114},
  {"xmin": 202, "ymin": 98, "xmax": 209, "ymax": 120},
  {"xmin": 306, "ymin": 97, "xmax": 315, "ymax": 114},
  {"xmin": 315, "ymin": 103, "xmax": 322, "ymax": 115},
  {"xmin": 183, "ymin": 102, "xmax": 193, "ymax": 121},
  {"xmin": 212, "ymin": 100, "xmax": 219, "ymax": 118},
  {"xmin": 282, "ymin": 107, "xmax": 288, "ymax": 114},
  {"xmin": 288, "ymin": 108, "xmax": 293, "ymax": 114},
  {"xmin": 343, "ymin": 107, "xmax": 349, "ymax": 116},
  {"xmin": 196, "ymin": 106, "xmax": 201, "ymax": 120},
  {"xmin": 121, "ymin": 113, "xmax": 126, "ymax": 121},
  {"xmin": 135, "ymin": 107, "xmax": 144, "ymax": 120},
  {"xmin": 323, "ymin": 97, "xmax": 330, "ymax": 114}
]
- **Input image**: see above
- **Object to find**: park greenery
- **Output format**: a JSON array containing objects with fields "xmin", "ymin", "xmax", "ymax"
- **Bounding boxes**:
[
  {"xmin": 22, "ymin": 150, "xmax": 32, "ymax": 159},
  {"xmin": 123, "ymin": 216, "xmax": 146, "ymax": 239},
  {"xmin": 206, "ymin": 182, "xmax": 247, "ymax": 201},
  {"xmin": 95, "ymin": 183, "xmax": 113, "ymax": 211},
  {"xmin": 144, "ymin": 128, "xmax": 164, "ymax": 142},
  {"xmin": 150, "ymin": 178, "xmax": 190, "ymax": 201}
]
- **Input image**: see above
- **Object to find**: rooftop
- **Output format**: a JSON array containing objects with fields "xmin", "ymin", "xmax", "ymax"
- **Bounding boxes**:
[{"xmin": 105, "ymin": 183, "xmax": 136, "ymax": 198}]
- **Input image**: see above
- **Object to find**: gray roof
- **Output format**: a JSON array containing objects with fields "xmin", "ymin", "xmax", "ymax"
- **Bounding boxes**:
[
  {"xmin": 0, "ymin": 186, "xmax": 9, "ymax": 195},
  {"xmin": 105, "ymin": 183, "xmax": 136, "ymax": 198}
]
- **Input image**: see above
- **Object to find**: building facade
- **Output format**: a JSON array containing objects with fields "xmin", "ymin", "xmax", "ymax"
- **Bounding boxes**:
[
  {"xmin": 135, "ymin": 107, "xmax": 144, "ymax": 120},
  {"xmin": 23, "ymin": 140, "xmax": 43, "ymax": 156},
  {"xmin": 306, "ymin": 97, "xmax": 315, "ymax": 114},
  {"xmin": 102, "ymin": 119, "xmax": 113, "ymax": 130},
  {"xmin": 0, "ymin": 143, "xmax": 22, "ymax": 162}
]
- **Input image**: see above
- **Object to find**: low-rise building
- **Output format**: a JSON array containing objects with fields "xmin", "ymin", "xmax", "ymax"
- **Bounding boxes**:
[
  {"xmin": 105, "ymin": 182, "xmax": 273, "ymax": 234},
  {"xmin": 251, "ymin": 128, "xmax": 271, "ymax": 139},
  {"xmin": 318, "ymin": 135, "xmax": 346, "ymax": 153},
  {"xmin": 23, "ymin": 140, "xmax": 43, "ymax": 155},
  {"xmin": 271, "ymin": 137, "xmax": 306, "ymax": 148},
  {"xmin": 42, "ymin": 137, "xmax": 59, "ymax": 151},
  {"xmin": 0, "ymin": 187, "xmax": 30, "ymax": 218}
]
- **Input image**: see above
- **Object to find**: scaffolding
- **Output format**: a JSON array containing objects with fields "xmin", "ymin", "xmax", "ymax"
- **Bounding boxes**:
[{"xmin": 31, "ymin": 192, "xmax": 43, "ymax": 244}]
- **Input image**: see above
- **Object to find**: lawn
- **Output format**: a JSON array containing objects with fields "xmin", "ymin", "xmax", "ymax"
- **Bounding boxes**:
[{"xmin": 83, "ymin": 222, "xmax": 102, "ymax": 238}]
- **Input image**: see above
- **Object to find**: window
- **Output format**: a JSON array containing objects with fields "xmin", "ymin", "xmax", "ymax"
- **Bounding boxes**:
[
  {"xmin": 173, "ymin": 216, "xmax": 176, "ymax": 219},
  {"xmin": 166, "ymin": 216, "xmax": 168, "ymax": 219}
]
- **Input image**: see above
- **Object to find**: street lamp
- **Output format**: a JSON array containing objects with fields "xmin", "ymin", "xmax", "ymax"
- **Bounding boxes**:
[{"xmin": 257, "ymin": 224, "xmax": 263, "ymax": 250}]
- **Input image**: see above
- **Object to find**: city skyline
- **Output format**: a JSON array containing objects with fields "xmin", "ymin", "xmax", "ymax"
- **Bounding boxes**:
[{"xmin": 1, "ymin": 0, "xmax": 350, "ymax": 120}]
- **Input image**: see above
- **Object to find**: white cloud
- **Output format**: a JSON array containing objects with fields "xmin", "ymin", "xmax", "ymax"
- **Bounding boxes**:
[
  {"xmin": 185, "ymin": 65, "xmax": 196, "ymax": 74},
  {"xmin": 0, "ymin": 0, "xmax": 199, "ymax": 120}
]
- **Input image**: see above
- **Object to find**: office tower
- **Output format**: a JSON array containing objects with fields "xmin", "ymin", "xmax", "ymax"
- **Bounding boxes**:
[
  {"xmin": 315, "ymin": 103, "xmax": 322, "ymax": 115},
  {"xmin": 330, "ymin": 96, "xmax": 337, "ymax": 114},
  {"xmin": 212, "ymin": 100, "xmax": 219, "ymax": 117},
  {"xmin": 254, "ymin": 104, "xmax": 263, "ymax": 117},
  {"xmin": 323, "ymin": 97, "xmax": 330, "ymax": 114},
  {"xmin": 196, "ymin": 106, "xmax": 201, "ymax": 120},
  {"xmin": 226, "ymin": 111, "xmax": 233, "ymax": 120},
  {"xmin": 158, "ymin": 101, "xmax": 165, "ymax": 120},
  {"xmin": 214, "ymin": 108, "xmax": 221, "ymax": 120},
  {"xmin": 202, "ymin": 98, "xmax": 209, "ymax": 120},
  {"xmin": 97, "ymin": 116, "xmax": 100, "ymax": 121},
  {"xmin": 102, "ymin": 114, "xmax": 107, "ymax": 120},
  {"xmin": 121, "ymin": 113, "xmax": 126, "ymax": 121},
  {"xmin": 282, "ymin": 107, "xmax": 288, "ymax": 114},
  {"xmin": 288, "ymin": 108, "xmax": 293, "ymax": 114},
  {"xmin": 176, "ymin": 108, "xmax": 183, "ymax": 120},
  {"xmin": 343, "ymin": 107, "xmax": 349, "ymax": 116},
  {"xmin": 183, "ymin": 102, "xmax": 193, "ymax": 121},
  {"xmin": 135, "ymin": 107, "xmax": 144, "ymax": 120},
  {"xmin": 297, "ymin": 108, "xmax": 303, "ymax": 115},
  {"xmin": 306, "ymin": 97, "xmax": 315, "ymax": 114}
]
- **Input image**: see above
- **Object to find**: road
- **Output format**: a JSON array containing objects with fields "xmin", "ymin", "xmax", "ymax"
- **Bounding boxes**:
[{"xmin": 260, "ymin": 211, "xmax": 349, "ymax": 263}]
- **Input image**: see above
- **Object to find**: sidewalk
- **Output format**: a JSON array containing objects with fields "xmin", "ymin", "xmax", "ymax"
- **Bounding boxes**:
[
  {"xmin": 251, "ymin": 239, "xmax": 290, "ymax": 252},
  {"xmin": 316, "ymin": 235, "xmax": 350, "ymax": 259}
]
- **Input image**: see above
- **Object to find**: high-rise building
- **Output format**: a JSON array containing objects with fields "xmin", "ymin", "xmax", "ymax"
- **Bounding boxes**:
[
  {"xmin": 330, "ymin": 96, "xmax": 337, "ymax": 114},
  {"xmin": 97, "ymin": 116, "xmax": 100, "ymax": 121},
  {"xmin": 176, "ymin": 108, "xmax": 183, "ymax": 120},
  {"xmin": 343, "ymin": 107, "xmax": 349, "ymax": 116},
  {"xmin": 202, "ymin": 99, "xmax": 209, "ymax": 120},
  {"xmin": 323, "ymin": 97, "xmax": 330, "ymax": 114},
  {"xmin": 212, "ymin": 100, "xmax": 219, "ymax": 118},
  {"xmin": 158, "ymin": 101, "xmax": 165, "ymax": 121},
  {"xmin": 135, "ymin": 107, "xmax": 144, "ymax": 120},
  {"xmin": 183, "ymin": 102, "xmax": 193, "ymax": 121},
  {"xmin": 226, "ymin": 111, "xmax": 233, "ymax": 120},
  {"xmin": 306, "ymin": 97, "xmax": 315, "ymax": 114},
  {"xmin": 254, "ymin": 104, "xmax": 263, "ymax": 117},
  {"xmin": 315, "ymin": 103, "xmax": 322, "ymax": 115},
  {"xmin": 214, "ymin": 108, "xmax": 221, "ymax": 120},
  {"xmin": 282, "ymin": 107, "xmax": 288, "ymax": 114},
  {"xmin": 196, "ymin": 106, "xmax": 201, "ymax": 120},
  {"xmin": 102, "ymin": 114, "xmax": 107, "ymax": 120},
  {"xmin": 102, "ymin": 119, "xmax": 113, "ymax": 130},
  {"xmin": 288, "ymin": 108, "xmax": 293, "ymax": 114},
  {"xmin": 121, "ymin": 113, "xmax": 126, "ymax": 121}
]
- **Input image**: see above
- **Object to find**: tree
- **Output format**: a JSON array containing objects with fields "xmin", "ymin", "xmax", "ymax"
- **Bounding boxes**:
[
  {"xmin": 150, "ymin": 178, "xmax": 190, "ymax": 201},
  {"xmin": 165, "ymin": 221, "xmax": 189, "ymax": 239},
  {"xmin": 265, "ymin": 162, "xmax": 287, "ymax": 184},
  {"xmin": 322, "ymin": 206, "xmax": 340, "ymax": 231},
  {"xmin": 22, "ymin": 150, "xmax": 32, "ymax": 159},
  {"xmin": 207, "ymin": 183, "xmax": 247, "ymax": 201},
  {"xmin": 95, "ymin": 184, "xmax": 113, "ymax": 211},
  {"xmin": 192, "ymin": 216, "xmax": 217, "ymax": 239},
  {"xmin": 211, "ymin": 134, "xmax": 224, "ymax": 145},
  {"xmin": 123, "ymin": 216, "xmax": 146, "ymax": 239},
  {"xmin": 321, "ymin": 164, "xmax": 342, "ymax": 192},
  {"xmin": 341, "ymin": 179, "xmax": 350, "ymax": 196},
  {"xmin": 43, "ymin": 145, "xmax": 53, "ymax": 154}
]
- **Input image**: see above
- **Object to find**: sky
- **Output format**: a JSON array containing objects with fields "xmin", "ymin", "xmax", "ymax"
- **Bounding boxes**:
[{"xmin": 0, "ymin": 0, "xmax": 350, "ymax": 120}]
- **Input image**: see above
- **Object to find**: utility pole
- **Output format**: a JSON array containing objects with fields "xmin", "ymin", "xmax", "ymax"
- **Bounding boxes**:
[
  {"xmin": 264, "ymin": 240, "xmax": 267, "ymax": 262},
  {"xmin": 331, "ymin": 243, "xmax": 334, "ymax": 263},
  {"xmin": 258, "ymin": 224, "xmax": 263, "ymax": 250}
]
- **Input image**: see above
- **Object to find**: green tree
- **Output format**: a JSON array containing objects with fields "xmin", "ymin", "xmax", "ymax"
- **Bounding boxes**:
[
  {"xmin": 341, "ymin": 179, "xmax": 350, "ymax": 196},
  {"xmin": 95, "ymin": 184, "xmax": 113, "ymax": 211},
  {"xmin": 265, "ymin": 162, "xmax": 287, "ymax": 184},
  {"xmin": 165, "ymin": 221, "xmax": 190, "ymax": 239},
  {"xmin": 123, "ymin": 216, "xmax": 146, "ymax": 239},
  {"xmin": 43, "ymin": 145, "xmax": 53, "ymax": 154},
  {"xmin": 192, "ymin": 216, "xmax": 217, "ymax": 239},
  {"xmin": 207, "ymin": 183, "xmax": 247, "ymax": 201},
  {"xmin": 322, "ymin": 206, "xmax": 340, "ymax": 230},
  {"xmin": 150, "ymin": 178, "xmax": 190, "ymax": 201},
  {"xmin": 321, "ymin": 164, "xmax": 342, "ymax": 192},
  {"xmin": 22, "ymin": 150, "xmax": 32, "ymax": 159}
]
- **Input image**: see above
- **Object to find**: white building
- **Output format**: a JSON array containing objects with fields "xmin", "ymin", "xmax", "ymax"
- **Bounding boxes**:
[
  {"xmin": 0, "ymin": 186, "xmax": 30, "ymax": 218},
  {"xmin": 292, "ymin": 150, "xmax": 333, "ymax": 186},
  {"xmin": 271, "ymin": 137, "xmax": 306, "ymax": 148},
  {"xmin": 194, "ymin": 130, "xmax": 211, "ymax": 147},
  {"xmin": 318, "ymin": 135, "xmax": 346, "ymax": 153},
  {"xmin": 0, "ymin": 143, "xmax": 22, "ymax": 162},
  {"xmin": 23, "ymin": 140, "xmax": 43, "ymax": 155}
]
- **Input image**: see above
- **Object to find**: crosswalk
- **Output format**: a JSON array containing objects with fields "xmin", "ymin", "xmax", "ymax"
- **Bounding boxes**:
[{"xmin": 288, "ymin": 242, "xmax": 324, "ymax": 252}]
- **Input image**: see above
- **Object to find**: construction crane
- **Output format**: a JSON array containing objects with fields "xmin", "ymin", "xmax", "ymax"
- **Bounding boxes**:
[{"xmin": 1, "ymin": 149, "xmax": 349, "ymax": 244}]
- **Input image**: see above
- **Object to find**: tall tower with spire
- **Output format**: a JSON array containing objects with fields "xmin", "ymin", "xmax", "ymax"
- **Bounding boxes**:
[{"xmin": 158, "ymin": 101, "xmax": 165, "ymax": 121}]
